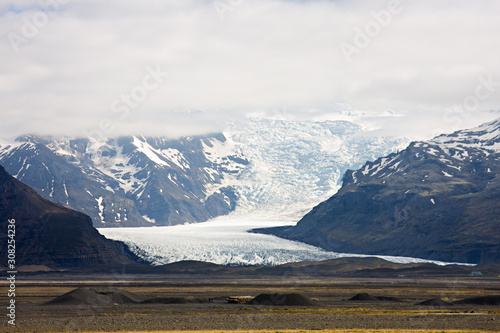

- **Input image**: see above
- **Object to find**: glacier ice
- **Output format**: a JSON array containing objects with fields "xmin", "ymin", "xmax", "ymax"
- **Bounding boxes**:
[
  {"xmin": 224, "ymin": 118, "xmax": 410, "ymax": 219},
  {"xmin": 99, "ymin": 217, "xmax": 473, "ymax": 267}
]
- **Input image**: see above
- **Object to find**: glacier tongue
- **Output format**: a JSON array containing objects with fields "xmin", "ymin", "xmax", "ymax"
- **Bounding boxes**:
[{"xmin": 98, "ymin": 217, "xmax": 472, "ymax": 267}]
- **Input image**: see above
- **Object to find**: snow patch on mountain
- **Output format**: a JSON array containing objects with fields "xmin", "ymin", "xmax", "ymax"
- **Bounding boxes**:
[
  {"xmin": 132, "ymin": 136, "xmax": 170, "ymax": 167},
  {"xmin": 96, "ymin": 196, "xmax": 105, "ymax": 222},
  {"xmin": 432, "ymin": 118, "xmax": 500, "ymax": 156}
]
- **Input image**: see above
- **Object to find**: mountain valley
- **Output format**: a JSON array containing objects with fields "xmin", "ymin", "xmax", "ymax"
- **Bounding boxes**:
[{"xmin": 0, "ymin": 118, "xmax": 408, "ymax": 227}]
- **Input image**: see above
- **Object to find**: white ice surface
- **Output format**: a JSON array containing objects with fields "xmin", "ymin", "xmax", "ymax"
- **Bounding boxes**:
[
  {"xmin": 99, "ymin": 216, "xmax": 473, "ymax": 267},
  {"xmin": 224, "ymin": 119, "xmax": 410, "ymax": 220}
]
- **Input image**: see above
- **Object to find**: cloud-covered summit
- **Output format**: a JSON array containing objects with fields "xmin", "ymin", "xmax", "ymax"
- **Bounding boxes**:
[{"xmin": 1, "ymin": 0, "xmax": 499, "ymax": 139}]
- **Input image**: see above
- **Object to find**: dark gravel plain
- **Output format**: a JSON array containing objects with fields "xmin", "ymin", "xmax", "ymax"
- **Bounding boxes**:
[{"xmin": 2, "ymin": 276, "xmax": 500, "ymax": 332}]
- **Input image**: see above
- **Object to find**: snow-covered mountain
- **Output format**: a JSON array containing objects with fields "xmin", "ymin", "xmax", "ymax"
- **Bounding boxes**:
[
  {"xmin": 266, "ymin": 118, "xmax": 500, "ymax": 264},
  {"xmin": 0, "ymin": 134, "xmax": 247, "ymax": 227},
  {"xmin": 0, "ymin": 118, "xmax": 409, "ymax": 227}
]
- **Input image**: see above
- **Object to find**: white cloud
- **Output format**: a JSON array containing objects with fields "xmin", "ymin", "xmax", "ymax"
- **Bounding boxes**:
[{"xmin": 1, "ymin": 0, "xmax": 499, "ymax": 139}]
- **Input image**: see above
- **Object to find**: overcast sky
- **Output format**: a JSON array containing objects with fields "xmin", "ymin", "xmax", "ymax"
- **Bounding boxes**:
[{"xmin": 1, "ymin": 0, "xmax": 499, "ymax": 140}]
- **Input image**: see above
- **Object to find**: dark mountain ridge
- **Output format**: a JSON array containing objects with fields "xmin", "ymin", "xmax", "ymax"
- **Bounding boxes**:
[
  {"xmin": 259, "ymin": 119, "xmax": 500, "ymax": 264},
  {"xmin": 0, "ymin": 165, "xmax": 141, "ymax": 268}
]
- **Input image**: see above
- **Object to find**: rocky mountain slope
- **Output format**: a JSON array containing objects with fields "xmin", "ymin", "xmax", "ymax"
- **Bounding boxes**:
[
  {"xmin": 0, "ymin": 118, "xmax": 408, "ymax": 227},
  {"xmin": 263, "ymin": 119, "xmax": 500, "ymax": 264},
  {"xmin": 0, "ymin": 165, "xmax": 140, "ymax": 268},
  {"xmin": 0, "ymin": 134, "xmax": 247, "ymax": 227}
]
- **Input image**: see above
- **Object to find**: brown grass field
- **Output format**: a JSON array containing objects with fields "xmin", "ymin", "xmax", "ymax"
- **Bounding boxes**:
[{"xmin": 78, "ymin": 331, "xmax": 500, "ymax": 333}]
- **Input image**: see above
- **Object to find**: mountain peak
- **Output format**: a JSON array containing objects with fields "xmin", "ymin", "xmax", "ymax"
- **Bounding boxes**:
[{"xmin": 431, "ymin": 117, "xmax": 500, "ymax": 152}]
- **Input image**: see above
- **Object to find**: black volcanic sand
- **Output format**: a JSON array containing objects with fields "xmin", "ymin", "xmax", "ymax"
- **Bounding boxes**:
[
  {"xmin": 453, "ymin": 295, "xmax": 500, "ymax": 306},
  {"xmin": 142, "ymin": 297, "xmax": 209, "ymax": 304},
  {"xmin": 348, "ymin": 293, "xmax": 402, "ymax": 302},
  {"xmin": 45, "ymin": 287, "xmax": 147, "ymax": 306},
  {"xmin": 417, "ymin": 297, "xmax": 454, "ymax": 306},
  {"xmin": 47, "ymin": 289, "xmax": 314, "ymax": 306},
  {"xmin": 3, "ymin": 277, "xmax": 500, "ymax": 332},
  {"xmin": 247, "ymin": 293, "xmax": 315, "ymax": 306}
]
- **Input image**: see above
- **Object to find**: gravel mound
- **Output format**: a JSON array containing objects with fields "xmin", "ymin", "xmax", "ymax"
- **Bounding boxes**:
[
  {"xmin": 90, "ymin": 287, "xmax": 147, "ymax": 304},
  {"xmin": 247, "ymin": 293, "xmax": 314, "ymax": 306},
  {"xmin": 453, "ymin": 295, "xmax": 500, "ymax": 305},
  {"xmin": 417, "ymin": 298, "xmax": 453, "ymax": 306},
  {"xmin": 349, "ymin": 293, "xmax": 402, "ymax": 302},
  {"xmin": 45, "ymin": 287, "xmax": 146, "ymax": 306},
  {"xmin": 349, "ymin": 293, "xmax": 378, "ymax": 301}
]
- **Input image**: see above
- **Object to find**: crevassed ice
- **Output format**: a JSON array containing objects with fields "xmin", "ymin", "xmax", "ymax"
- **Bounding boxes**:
[{"xmin": 99, "ymin": 217, "xmax": 474, "ymax": 267}]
